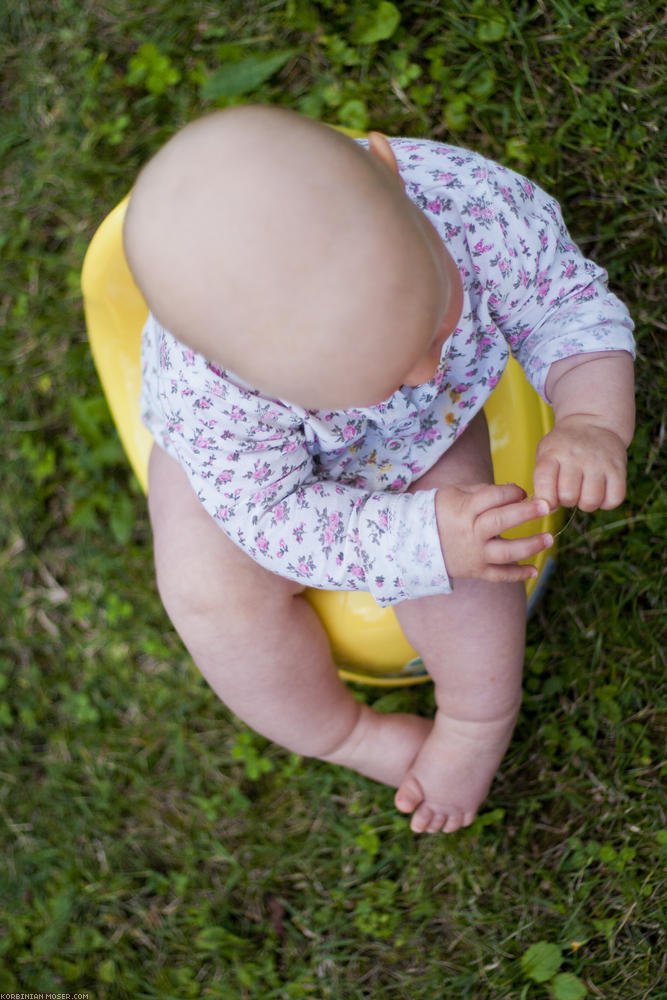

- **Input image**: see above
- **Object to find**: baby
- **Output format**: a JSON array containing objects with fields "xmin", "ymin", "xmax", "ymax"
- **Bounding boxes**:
[{"xmin": 124, "ymin": 105, "xmax": 635, "ymax": 834}]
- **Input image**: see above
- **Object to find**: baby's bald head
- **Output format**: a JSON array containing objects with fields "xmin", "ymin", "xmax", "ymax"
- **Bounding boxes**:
[{"xmin": 124, "ymin": 106, "xmax": 459, "ymax": 409}]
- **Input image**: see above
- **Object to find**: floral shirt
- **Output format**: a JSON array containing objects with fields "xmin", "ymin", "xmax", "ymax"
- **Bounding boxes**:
[{"xmin": 140, "ymin": 138, "xmax": 635, "ymax": 606}]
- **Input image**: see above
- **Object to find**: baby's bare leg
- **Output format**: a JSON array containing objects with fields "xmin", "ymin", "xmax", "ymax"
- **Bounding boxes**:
[
  {"xmin": 394, "ymin": 411, "xmax": 527, "ymax": 833},
  {"xmin": 148, "ymin": 445, "xmax": 431, "ymax": 787}
]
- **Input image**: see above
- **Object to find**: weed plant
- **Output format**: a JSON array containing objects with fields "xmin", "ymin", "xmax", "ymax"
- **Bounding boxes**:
[{"xmin": 1, "ymin": 1, "xmax": 665, "ymax": 997}]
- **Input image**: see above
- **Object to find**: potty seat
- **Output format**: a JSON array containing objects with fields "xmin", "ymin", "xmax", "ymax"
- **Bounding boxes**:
[{"xmin": 81, "ymin": 134, "xmax": 561, "ymax": 687}]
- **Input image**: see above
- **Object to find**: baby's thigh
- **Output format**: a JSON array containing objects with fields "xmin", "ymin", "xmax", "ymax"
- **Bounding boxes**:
[
  {"xmin": 147, "ymin": 444, "xmax": 301, "ymax": 623},
  {"xmin": 409, "ymin": 409, "xmax": 493, "ymax": 494}
]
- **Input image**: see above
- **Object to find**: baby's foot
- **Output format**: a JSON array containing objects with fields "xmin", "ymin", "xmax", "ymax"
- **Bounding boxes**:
[
  {"xmin": 394, "ymin": 707, "xmax": 518, "ymax": 834},
  {"xmin": 320, "ymin": 704, "xmax": 433, "ymax": 789}
]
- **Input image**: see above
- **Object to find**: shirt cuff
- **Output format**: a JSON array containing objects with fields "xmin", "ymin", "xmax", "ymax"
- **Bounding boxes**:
[{"xmin": 359, "ymin": 488, "xmax": 452, "ymax": 606}]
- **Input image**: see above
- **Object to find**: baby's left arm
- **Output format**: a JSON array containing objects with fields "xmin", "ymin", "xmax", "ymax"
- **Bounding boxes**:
[{"xmin": 533, "ymin": 350, "xmax": 635, "ymax": 511}]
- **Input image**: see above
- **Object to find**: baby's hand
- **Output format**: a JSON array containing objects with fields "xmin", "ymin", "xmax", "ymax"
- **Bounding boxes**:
[
  {"xmin": 435, "ymin": 484, "xmax": 553, "ymax": 582},
  {"xmin": 533, "ymin": 415, "xmax": 628, "ymax": 512}
]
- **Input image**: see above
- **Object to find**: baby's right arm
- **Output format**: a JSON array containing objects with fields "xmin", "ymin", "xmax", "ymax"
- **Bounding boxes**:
[
  {"xmin": 434, "ymin": 484, "xmax": 553, "ymax": 583},
  {"xmin": 142, "ymin": 320, "xmax": 455, "ymax": 607}
]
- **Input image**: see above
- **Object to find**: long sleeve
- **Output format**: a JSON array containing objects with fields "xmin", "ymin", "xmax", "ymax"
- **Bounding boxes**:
[
  {"xmin": 397, "ymin": 141, "xmax": 635, "ymax": 402},
  {"xmin": 490, "ymin": 175, "xmax": 634, "ymax": 399},
  {"xmin": 141, "ymin": 316, "xmax": 450, "ymax": 606}
]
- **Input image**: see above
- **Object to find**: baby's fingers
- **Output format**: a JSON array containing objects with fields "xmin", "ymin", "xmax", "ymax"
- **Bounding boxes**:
[
  {"xmin": 532, "ymin": 455, "xmax": 560, "ymax": 512},
  {"xmin": 579, "ymin": 466, "xmax": 626, "ymax": 511},
  {"xmin": 468, "ymin": 482, "xmax": 528, "ymax": 515},
  {"xmin": 481, "ymin": 562, "xmax": 541, "ymax": 584},
  {"xmin": 485, "ymin": 530, "xmax": 554, "ymax": 568},
  {"xmin": 477, "ymin": 495, "xmax": 550, "ymax": 540},
  {"xmin": 600, "ymin": 470, "xmax": 627, "ymax": 510},
  {"xmin": 574, "ymin": 469, "xmax": 605, "ymax": 512},
  {"xmin": 555, "ymin": 462, "xmax": 585, "ymax": 510},
  {"xmin": 553, "ymin": 463, "xmax": 625, "ymax": 511}
]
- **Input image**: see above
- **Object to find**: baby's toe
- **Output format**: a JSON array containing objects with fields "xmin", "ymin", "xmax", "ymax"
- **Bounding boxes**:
[
  {"xmin": 394, "ymin": 773, "xmax": 425, "ymax": 815},
  {"xmin": 425, "ymin": 812, "xmax": 448, "ymax": 834},
  {"xmin": 409, "ymin": 803, "xmax": 435, "ymax": 833},
  {"xmin": 443, "ymin": 809, "xmax": 466, "ymax": 833}
]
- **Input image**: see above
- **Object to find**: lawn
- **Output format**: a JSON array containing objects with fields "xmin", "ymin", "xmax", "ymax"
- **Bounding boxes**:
[{"xmin": 1, "ymin": 1, "xmax": 665, "ymax": 997}]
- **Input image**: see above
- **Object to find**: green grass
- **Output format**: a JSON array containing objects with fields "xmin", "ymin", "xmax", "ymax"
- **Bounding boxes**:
[{"xmin": 1, "ymin": 1, "xmax": 665, "ymax": 997}]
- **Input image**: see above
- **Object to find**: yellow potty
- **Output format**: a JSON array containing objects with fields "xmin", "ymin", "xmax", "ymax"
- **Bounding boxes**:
[{"xmin": 82, "ymin": 185, "xmax": 561, "ymax": 688}]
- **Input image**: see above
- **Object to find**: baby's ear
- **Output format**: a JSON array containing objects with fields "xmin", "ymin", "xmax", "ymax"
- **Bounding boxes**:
[{"xmin": 368, "ymin": 132, "xmax": 405, "ymax": 188}]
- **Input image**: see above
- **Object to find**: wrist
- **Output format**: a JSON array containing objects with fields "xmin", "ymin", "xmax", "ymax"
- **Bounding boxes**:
[
  {"xmin": 554, "ymin": 412, "xmax": 633, "ymax": 451},
  {"xmin": 548, "ymin": 351, "xmax": 635, "ymax": 448}
]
